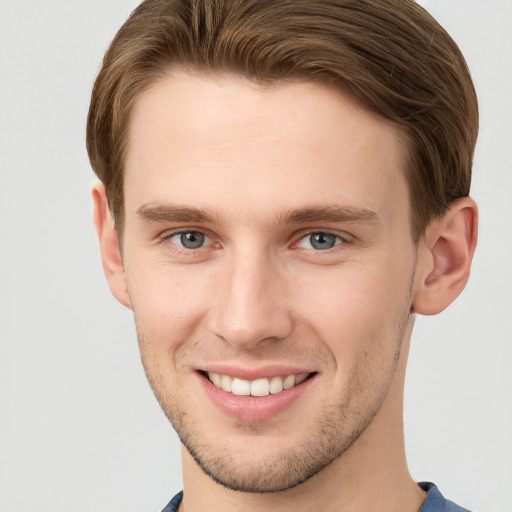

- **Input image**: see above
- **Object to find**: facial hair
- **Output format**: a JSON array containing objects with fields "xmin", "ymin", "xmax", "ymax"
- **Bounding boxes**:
[{"xmin": 136, "ymin": 275, "xmax": 415, "ymax": 493}]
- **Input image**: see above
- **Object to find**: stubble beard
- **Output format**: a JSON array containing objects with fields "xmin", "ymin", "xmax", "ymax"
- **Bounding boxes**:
[
  {"xmin": 136, "ymin": 278, "xmax": 415, "ymax": 494},
  {"xmin": 151, "ymin": 385, "xmax": 377, "ymax": 493}
]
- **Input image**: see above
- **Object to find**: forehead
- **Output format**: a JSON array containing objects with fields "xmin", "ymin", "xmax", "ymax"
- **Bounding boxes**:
[{"xmin": 124, "ymin": 71, "xmax": 408, "ymax": 225}]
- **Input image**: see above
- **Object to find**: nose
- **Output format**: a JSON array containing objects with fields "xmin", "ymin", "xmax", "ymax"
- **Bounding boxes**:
[{"xmin": 209, "ymin": 250, "xmax": 294, "ymax": 349}]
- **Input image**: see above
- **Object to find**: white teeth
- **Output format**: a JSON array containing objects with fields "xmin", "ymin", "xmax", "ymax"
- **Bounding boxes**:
[
  {"xmin": 283, "ymin": 375, "xmax": 295, "ymax": 389},
  {"xmin": 232, "ymin": 377, "xmax": 251, "ymax": 396},
  {"xmin": 209, "ymin": 372, "xmax": 221, "ymax": 387},
  {"xmin": 207, "ymin": 372, "xmax": 311, "ymax": 396},
  {"xmin": 221, "ymin": 374, "xmax": 232, "ymax": 392},
  {"xmin": 269, "ymin": 376, "xmax": 284, "ymax": 394},
  {"xmin": 251, "ymin": 378, "xmax": 270, "ymax": 397}
]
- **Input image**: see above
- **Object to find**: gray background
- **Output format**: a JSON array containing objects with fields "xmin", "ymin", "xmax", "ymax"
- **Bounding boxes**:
[{"xmin": 0, "ymin": 1, "xmax": 510, "ymax": 510}]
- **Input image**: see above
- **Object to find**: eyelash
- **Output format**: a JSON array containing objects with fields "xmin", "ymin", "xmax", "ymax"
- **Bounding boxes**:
[
  {"xmin": 158, "ymin": 230, "xmax": 215, "ymax": 254},
  {"xmin": 158, "ymin": 229, "xmax": 351, "ymax": 254},
  {"xmin": 295, "ymin": 231, "xmax": 348, "ymax": 252}
]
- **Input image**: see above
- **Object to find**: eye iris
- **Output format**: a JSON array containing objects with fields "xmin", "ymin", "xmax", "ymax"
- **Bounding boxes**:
[
  {"xmin": 180, "ymin": 232, "xmax": 205, "ymax": 249},
  {"xmin": 310, "ymin": 233, "xmax": 336, "ymax": 250}
]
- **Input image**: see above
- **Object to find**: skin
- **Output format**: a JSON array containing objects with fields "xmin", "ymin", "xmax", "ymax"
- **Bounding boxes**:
[{"xmin": 93, "ymin": 72, "xmax": 477, "ymax": 512}]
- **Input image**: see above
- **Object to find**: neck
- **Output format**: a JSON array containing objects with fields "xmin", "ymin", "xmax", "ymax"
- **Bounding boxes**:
[{"xmin": 181, "ymin": 446, "xmax": 424, "ymax": 512}]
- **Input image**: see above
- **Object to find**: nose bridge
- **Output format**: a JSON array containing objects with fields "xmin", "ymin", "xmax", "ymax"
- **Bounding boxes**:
[{"xmin": 210, "ymin": 246, "xmax": 292, "ymax": 348}]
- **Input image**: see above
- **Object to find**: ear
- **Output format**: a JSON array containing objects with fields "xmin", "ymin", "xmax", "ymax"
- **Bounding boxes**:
[
  {"xmin": 92, "ymin": 183, "xmax": 132, "ymax": 309},
  {"xmin": 412, "ymin": 197, "xmax": 478, "ymax": 315}
]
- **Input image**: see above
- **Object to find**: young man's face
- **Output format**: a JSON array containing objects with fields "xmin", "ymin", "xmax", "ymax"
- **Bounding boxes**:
[{"xmin": 117, "ymin": 72, "xmax": 421, "ymax": 492}]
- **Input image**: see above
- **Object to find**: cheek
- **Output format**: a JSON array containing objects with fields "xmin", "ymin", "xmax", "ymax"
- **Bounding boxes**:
[
  {"xmin": 292, "ymin": 262, "xmax": 412, "ymax": 365},
  {"xmin": 125, "ymin": 260, "xmax": 215, "ymax": 353}
]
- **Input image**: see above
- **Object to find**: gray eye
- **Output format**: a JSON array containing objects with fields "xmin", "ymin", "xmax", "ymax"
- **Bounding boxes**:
[
  {"xmin": 305, "ymin": 232, "xmax": 339, "ymax": 250},
  {"xmin": 310, "ymin": 233, "xmax": 336, "ymax": 250},
  {"xmin": 179, "ymin": 231, "xmax": 205, "ymax": 249}
]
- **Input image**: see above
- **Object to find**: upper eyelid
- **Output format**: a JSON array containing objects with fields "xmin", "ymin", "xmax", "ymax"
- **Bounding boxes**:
[
  {"xmin": 158, "ymin": 229, "xmax": 213, "ymax": 248},
  {"xmin": 295, "ymin": 229, "xmax": 352, "ymax": 242},
  {"xmin": 296, "ymin": 232, "xmax": 346, "ymax": 247},
  {"xmin": 158, "ymin": 230, "xmax": 216, "ymax": 255},
  {"xmin": 300, "ymin": 231, "xmax": 344, "ymax": 239},
  {"xmin": 159, "ymin": 227, "xmax": 210, "ymax": 239},
  {"xmin": 157, "ymin": 228, "xmax": 352, "ymax": 248}
]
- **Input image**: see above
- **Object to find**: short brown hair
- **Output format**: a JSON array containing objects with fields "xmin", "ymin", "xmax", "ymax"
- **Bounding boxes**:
[{"xmin": 86, "ymin": 0, "xmax": 478, "ymax": 242}]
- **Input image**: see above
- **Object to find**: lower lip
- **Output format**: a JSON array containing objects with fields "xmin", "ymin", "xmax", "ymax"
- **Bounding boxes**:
[{"xmin": 198, "ymin": 373, "xmax": 316, "ymax": 422}]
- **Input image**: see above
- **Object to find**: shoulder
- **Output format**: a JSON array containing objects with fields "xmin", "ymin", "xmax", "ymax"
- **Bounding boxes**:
[
  {"xmin": 419, "ymin": 482, "xmax": 474, "ymax": 512},
  {"xmin": 161, "ymin": 485, "xmax": 472, "ymax": 512},
  {"xmin": 161, "ymin": 490, "xmax": 183, "ymax": 512}
]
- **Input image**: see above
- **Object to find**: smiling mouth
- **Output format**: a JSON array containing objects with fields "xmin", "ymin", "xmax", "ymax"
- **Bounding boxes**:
[{"xmin": 202, "ymin": 371, "xmax": 315, "ymax": 397}]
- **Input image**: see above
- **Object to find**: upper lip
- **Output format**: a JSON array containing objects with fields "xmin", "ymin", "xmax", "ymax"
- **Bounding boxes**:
[{"xmin": 197, "ymin": 363, "xmax": 315, "ymax": 381}]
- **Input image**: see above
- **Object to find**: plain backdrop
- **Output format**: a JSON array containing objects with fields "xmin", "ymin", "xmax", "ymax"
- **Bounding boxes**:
[{"xmin": 0, "ymin": 1, "xmax": 511, "ymax": 511}]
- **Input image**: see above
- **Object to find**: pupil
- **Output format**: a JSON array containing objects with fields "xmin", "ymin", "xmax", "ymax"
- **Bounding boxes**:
[
  {"xmin": 181, "ymin": 232, "xmax": 204, "ymax": 249},
  {"xmin": 310, "ymin": 233, "xmax": 336, "ymax": 250}
]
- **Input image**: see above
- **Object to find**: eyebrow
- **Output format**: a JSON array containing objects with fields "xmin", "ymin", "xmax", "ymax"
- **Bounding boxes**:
[
  {"xmin": 279, "ymin": 205, "xmax": 380, "ymax": 225},
  {"xmin": 136, "ymin": 203, "xmax": 380, "ymax": 226},
  {"xmin": 136, "ymin": 204, "xmax": 217, "ymax": 223}
]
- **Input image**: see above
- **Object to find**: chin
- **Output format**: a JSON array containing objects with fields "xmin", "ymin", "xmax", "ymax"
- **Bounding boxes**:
[{"xmin": 166, "ymin": 398, "xmax": 373, "ymax": 494}]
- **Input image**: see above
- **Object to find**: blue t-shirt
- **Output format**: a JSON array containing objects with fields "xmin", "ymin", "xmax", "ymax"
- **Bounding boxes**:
[{"xmin": 161, "ymin": 482, "xmax": 472, "ymax": 511}]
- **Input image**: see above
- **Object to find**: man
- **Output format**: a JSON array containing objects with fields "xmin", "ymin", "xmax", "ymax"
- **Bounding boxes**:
[{"xmin": 87, "ymin": 1, "xmax": 478, "ymax": 511}]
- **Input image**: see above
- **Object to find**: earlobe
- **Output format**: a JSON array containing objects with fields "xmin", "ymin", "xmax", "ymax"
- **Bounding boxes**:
[
  {"xmin": 412, "ymin": 197, "xmax": 478, "ymax": 316},
  {"xmin": 92, "ymin": 183, "xmax": 132, "ymax": 309}
]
